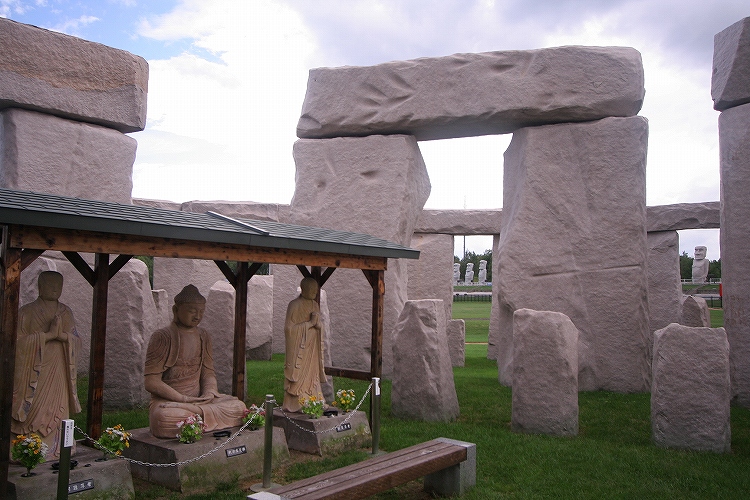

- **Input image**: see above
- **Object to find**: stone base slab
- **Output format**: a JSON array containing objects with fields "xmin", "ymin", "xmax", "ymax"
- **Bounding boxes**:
[
  {"xmin": 273, "ymin": 409, "xmax": 371, "ymax": 456},
  {"xmin": 123, "ymin": 426, "xmax": 289, "ymax": 492},
  {"xmin": 8, "ymin": 442, "xmax": 134, "ymax": 500}
]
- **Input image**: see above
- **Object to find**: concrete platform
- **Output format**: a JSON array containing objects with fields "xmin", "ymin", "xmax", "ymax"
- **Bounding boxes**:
[
  {"xmin": 7, "ymin": 442, "xmax": 134, "ymax": 500},
  {"xmin": 122, "ymin": 426, "xmax": 288, "ymax": 492},
  {"xmin": 273, "ymin": 409, "xmax": 371, "ymax": 456}
]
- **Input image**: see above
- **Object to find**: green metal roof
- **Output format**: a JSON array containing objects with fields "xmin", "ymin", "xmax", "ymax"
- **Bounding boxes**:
[{"xmin": 0, "ymin": 188, "xmax": 419, "ymax": 260}]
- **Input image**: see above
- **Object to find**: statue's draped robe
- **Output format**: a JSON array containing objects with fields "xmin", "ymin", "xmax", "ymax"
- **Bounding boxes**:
[
  {"xmin": 144, "ymin": 323, "xmax": 245, "ymax": 438},
  {"xmin": 283, "ymin": 296, "xmax": 326, "ymax": 412},
  {"xmin": 12, "ymin": 299, "xmax": 81, "ymax": 459}
]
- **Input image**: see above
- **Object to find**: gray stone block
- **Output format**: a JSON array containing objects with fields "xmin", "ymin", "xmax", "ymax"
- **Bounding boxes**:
[
  {"xmin": 646, "ymin": 202, "xmax": 720, "ymax": 231},
  {"xmin": 648, "ymin": 231, "xmax": 681, "ymax": 339},
  {"xmin": 712, "ymin": 17, "xmax": 750, "ymax": 111},
  {"xmin": 424, "ymin": 438, "xmax": 476, "ymax": 497},
  {"xmin": 680, "ymin": 295, "xmax": 711, "ymax": 327},
  {"xmin": 298, "ymin": 46, "xmax": 644, "ymax": 140},
  {"xmin": 0, "ymin": 17, "xmax": 148, "ymax": 132}
]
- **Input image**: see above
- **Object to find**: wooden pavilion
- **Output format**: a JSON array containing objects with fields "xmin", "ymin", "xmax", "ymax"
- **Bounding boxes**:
[{"xmin": 0, "ymin": 188, "xmax": 419, "ymax": 495}]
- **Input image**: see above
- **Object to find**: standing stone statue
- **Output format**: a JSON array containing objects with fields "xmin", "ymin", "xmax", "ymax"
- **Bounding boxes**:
[
  {"xmin": 478, "ymin": 260, "xmax": 488, "ymax": 284},
  {"xmin": 464, "ymin": 263, "xmax": 474, "ymax": 284},
  {"xmin": 453, "ymin": 263, "xmax": 461, "ymax": 285},
  {"xmin": 692, "ymin": 246, "xmax": 709, "ymax": 284},
  {"xmin": 144, "ymin": 284, "xmax": 246, "ymax": 438},
  {"xmin": 12, "ymin": 271, "xmax": 81, "ymax": 459},
  {"xmin": 283, "ymin": 277, "xmax": 326, "ymax": 412}
]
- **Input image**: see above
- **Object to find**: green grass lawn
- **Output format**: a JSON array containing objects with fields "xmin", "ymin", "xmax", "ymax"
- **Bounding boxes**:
[{"xmin": 73, "ymin": 303, "xmax": 749, "ymax": 499}]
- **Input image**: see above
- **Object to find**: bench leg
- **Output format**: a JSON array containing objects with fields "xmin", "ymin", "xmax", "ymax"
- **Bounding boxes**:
[{"xmin": 424, "ymin": 438, "xmax": 476, "ymax": 497}]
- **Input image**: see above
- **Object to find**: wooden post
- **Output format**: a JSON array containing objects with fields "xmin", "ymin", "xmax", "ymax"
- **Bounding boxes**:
[
  {"xmin": 0, "ymin": 226, "xmax": 21, "ymax": 498},
  {"xmin": 362, "ymin": 269, "xmax": 384, "ymax": 379},
  {"xmin": 86, "ymin": 253, "xmax": 109, "ymax": 441},
  {"xmin": 233, "ymin": 262, "xmax": 249, "ymax": 399}
]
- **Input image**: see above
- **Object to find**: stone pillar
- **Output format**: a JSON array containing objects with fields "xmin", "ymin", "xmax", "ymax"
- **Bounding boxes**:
[
  {"xmin": 391, "ymin": 300, "xmax": 459, "ymax": 421},
  {"xmin": 651, "ymin": 324, "xmax": 731, "ymax": 453},
  {"xmin": 290, "ymin": 135, "xmax": 430, "ymax": 376},
  {"xmin": 153, "ymin": 258, "xmax": 226, "ymax": 303},
  {"xmin": 497, "ymin": 116, "xmax": 650, "ymax": 393},
  {"xmin": 488, "ymin": 234, "xmax": 501, "ymax": 360},
  {"xmin": 680, "ymin": 295, "xmax": 711, "ymax": 327},
  {"xmin": 511, "ymin": 309, "xmax": 578, "ymax": 436},
  {"xmin": 647, "ymin": 231, "xmax": 681, "ymax": 341}
]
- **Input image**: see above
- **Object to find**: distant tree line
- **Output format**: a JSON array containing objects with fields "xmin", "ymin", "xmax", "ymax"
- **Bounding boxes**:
[
  {"xmin": 454, "ymin": 249, "xmax": 492, "ymax": 282},
  {"xmin": 679, "ymin": 252, "xmax": 721, "ymax": 281}
]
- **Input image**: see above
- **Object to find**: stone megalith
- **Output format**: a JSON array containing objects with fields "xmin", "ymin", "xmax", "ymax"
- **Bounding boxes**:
[
  {"xmin": 719, "ymin": 101, "xmax": 750, "ymax": 407},
  {"xmin": 289, "ymin": 135, "xmax": 430, "ymax": 377},
  {"xmin": 0, "ymin": 108, "xmax": 137, "ymax": 204},
  {"xmin": 647, "ymin": 231, "xmax": 681, "ymax": 338},
  {"xmin": 712, "ymin": 16, "xmax": 750, "ymax": 111},
  {"xmin": 651, "ymin": 323, "xmax": 731, "ymax": 453},
  {"xmin": 297, "ymin": 46, "xmax": 644, "ymax": 140},
  {"xmin": 496, "ymin": 116, "xmax": 650, "ymax": 393},
  {"xmin": 679, "ymin": 295, "xmax": 711, "ymax": 327},
  {"xmin": 153, "ymin": 258, "xmax": 225, "ymax": 303},
  {"xmin": 0, "ymin": 17, "xmax": 148, "ymax": 132},
  {"xmin": 511, "ymin": 309, "xmax": 578, "ymax": 437},
  {"xmin": 391, "ymin": 300, "xmax": 459, "ymax": 421}
]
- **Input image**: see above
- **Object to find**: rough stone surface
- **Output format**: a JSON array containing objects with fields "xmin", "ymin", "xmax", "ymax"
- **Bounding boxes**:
[
  {"xmin": 712, "ymin": 17, "xmax": 750, "ymax": 111},
  {"xmin": 447, "ymin": 319, "xmax": 466, "ymax": 367},
  {"xmin": 289, "ymin": 135, "xmax": 430, "ymax": 376},
  {"xmin": 391, "ymin": 300, "xmax": 459, "ymax": 421},
  {"xmin": 680, "ymin": 295, "xmax": 711, "ymax": 327},
  {"xmin": 719, "ymin": 102, "xmax": 750, "ymax": 407},
  {"xmin": 648, "ymin": 232, "xmax": 682, "ymax": 339},
  {"xmin": 0, "ymin": 108, "xmax": 136, "ymax": 204},
  {"xmin": 496, "ymin": 116, "xmax": 650, "ymax": 392},
  {"xmin": 407, "ymin": 233, "xmax": 454, "ymax": 322},
  {"xmin": 153, "ymin": 258, "xmax": 226, "ymax": 303},
  {"xmin": 651, "ymin": 324, "xmax": 731, "ymax": 453},
  {"xmin": 415, "ymin": 209, "xmax": 502, "ymax": 235},
  {"xmin": 646, "ymin": 202, "xmax": 720, "ymax": 231},
  {"xmin": 298, "ymin": 46, "xmax": 644, "ymax": 141},
  {"xmin": 152, "ymin": 289, "xmax": 171, "ymax": 329},
  {"xmin": 131, "ymin": 198, "xmax": 182, "ymax": 211},
  {"xmin": 182, "ymin": 200, "xmax": 290, "ymax": 222},
  {"xmin": 511, "ymin": 309, "xmax": 578, "ymax": 436},
  {"xmin": 0, "ymin": 17, "xmax": 148, "ymax": 132},
  {"xmin": 488, "ymin": 234, "xmax": 501, "ymax": 360}
]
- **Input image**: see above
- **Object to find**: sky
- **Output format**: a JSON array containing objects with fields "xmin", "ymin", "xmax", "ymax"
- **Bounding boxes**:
[{"xmin": 3, "ymin": 0, "xmax": 746, "ymax": 260}]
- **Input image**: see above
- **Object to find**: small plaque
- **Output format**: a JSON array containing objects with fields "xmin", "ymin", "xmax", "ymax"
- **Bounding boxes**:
[
  {"xmin": 69, "ymin": 479, "xmax": 94, "ymax": 494},
  {"xmin": 226, "ymin": 445, "xmax": 247, "ymax": 458},
  {"xmin": 336, "ymin": 422, "xmax": 352, "ymax": 432}
]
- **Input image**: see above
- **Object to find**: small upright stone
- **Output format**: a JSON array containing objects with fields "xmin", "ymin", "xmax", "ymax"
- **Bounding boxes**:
[
  {"xmin": 391, "ymin": 300, "xmax": 459, "ymax": 422},
  {"xmin": 651, "ymin": 324, "xmax": 731, "ymax": 453},
  {"xmin": 511, "ymin": 309, "xmax": 578, "ymax": 437},
  {"xmin": 712, "ymin": 17, "xmax": 750, "ymax": 111},
  {"xmin": 680, "ymin": 295, "xmax": 711, "ymax": 327}
]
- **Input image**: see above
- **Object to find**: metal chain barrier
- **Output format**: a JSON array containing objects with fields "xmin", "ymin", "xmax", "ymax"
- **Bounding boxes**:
[{"xmin": 274, "ymin": 382, "xmax": 373, "ymax": 435}]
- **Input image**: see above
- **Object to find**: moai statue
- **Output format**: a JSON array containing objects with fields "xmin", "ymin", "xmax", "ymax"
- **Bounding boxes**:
[
  {"xmin": 692, "ymin": 246, "xmax": 709, "ymax": 284},
  {"xmin": 453, "ymin": 263, "xmax": 460, "ymax": 285},
  {"xmin": 478, "ymin": 260, "xmax": 488, "ymax": 284},
  {"xmin": 464, "ymin": 263, "xmax": 474, "ymax": 284}
]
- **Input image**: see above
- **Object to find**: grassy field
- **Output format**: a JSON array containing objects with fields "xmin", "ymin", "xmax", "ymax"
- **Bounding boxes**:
[{"xmin": 74, "ymin": 303, "xmax": 749, "ymax": 499}]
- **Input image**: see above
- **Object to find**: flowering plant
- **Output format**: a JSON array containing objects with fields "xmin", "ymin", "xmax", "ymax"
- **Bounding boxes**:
[
  {"xmin": 299, "ymin": 394, "xmax": 325, "ymax": 419},
  {"xmin": 332, "ymin": 389, "xmax": 356, "ymax": 412},
  {"xmin": 97, "ymin": 424, "xmax": 131, "ymax": 457},
  {"xmin": 242, "ymin": 404, "xmax": 266, "ymax": 430},
  {"xmin": 12, "ymin": 433, "xmax": 48, "ymax": 475},
  {"xmin": 176, "ymin": 414, "xmax": 205, "ymax": 443}
]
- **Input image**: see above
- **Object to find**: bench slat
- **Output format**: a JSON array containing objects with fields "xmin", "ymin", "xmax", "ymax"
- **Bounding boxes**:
[{"xmin": 270, "ymin": 440, "xmax": 468, "ymax": 499}]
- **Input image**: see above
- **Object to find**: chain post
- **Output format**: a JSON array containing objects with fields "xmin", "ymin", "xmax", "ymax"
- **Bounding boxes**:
[{"xmin": 371, "ymin": 377, "xmax": 381, "ymax": 455}]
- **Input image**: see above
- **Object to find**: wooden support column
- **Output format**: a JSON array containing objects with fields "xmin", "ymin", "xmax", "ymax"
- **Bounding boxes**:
[
  {"xmin": 0, "ymin": 227, "xmax": 21, "ymax": 498},
  {"xmin": 363, "ymin": 269, "xmax": 385, "ymax": 379},
  {"xmin": 233, "ymin": 262, "xmax": 249, "ymax": 399},
  {"xmin": 86, "ymin": 253, "xmax": 110, "ymax": 441}
]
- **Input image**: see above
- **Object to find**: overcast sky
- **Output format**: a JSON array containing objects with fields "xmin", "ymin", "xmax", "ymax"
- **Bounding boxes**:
[{"xmin": 3, "ymin": 0, "xmax": 745, "ymax": 260}]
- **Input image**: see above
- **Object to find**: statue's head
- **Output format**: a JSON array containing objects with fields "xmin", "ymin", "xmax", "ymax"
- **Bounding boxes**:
[
  {"xmin": 38, "ymin": 271, "xmax": 63, "ymax": 301},
  {"xmin": 694, "ymin": 246, "xmax": 707, "ymax": 260},
  {"xmin": 173, "ymin": 284, "xmax": 206, "ymax": 328},
  {"xmin": 300, "ymin": 277, "xmax": 319, "ymax": 300}
]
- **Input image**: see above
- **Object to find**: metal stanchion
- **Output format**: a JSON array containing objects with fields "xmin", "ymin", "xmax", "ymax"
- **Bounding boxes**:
[
  {"xmin": 371, "ymin": 377, "xmax": 381, "ymax": 455},
  {"xmin": 251, "ymin": 394, "xmax": 280, "ymax": 492},
  {"xmin": 56, "ymin": 419, "xmax": 75, "ymax": 500}
]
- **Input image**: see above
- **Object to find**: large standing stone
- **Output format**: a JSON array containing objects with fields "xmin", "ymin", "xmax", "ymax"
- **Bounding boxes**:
[
  {"xmin": 651, "ymin": 324, "xmax": 731, "ymax": 453},
  {"xmin": 446, "ymin": 319, "xmax": 466, "ymax": 368},
  {"xmin": 712, "ymin": 17, "xmax": 750, "ymax": 111},
  {"xmin": 647, "ymin": 231, "xmax": 681, "ymax": 337},
  {"xmin": 407, "ymin": 233, "xmax": 454, "ymax": 322},
  {"xmin": 391, "ymin": 300, "xmax": 459, "ymax": 421},
  {"xmin": 511, "ymin": 309, "xmax": 578, "ymax": 436},
  {"xmin": 0, "ymin": 108, "xmax": 136, "ymax": 204},
  {"xmin": 297, "ymin": 47, "xmax": 644, "ymax": 141},
  {"xmin": 488, "ymin": 234, "xmax": 501, "ymax": 360},
  {"xmin": 497, "ymin": 116, "xmax": 650, "ymax": 393},
  {"xmin": 679, "ymin": 295, "xmax": 711, "ymax": 327},
  {"xmin": 719, "ymin": 102, "xmax": 750, "ymax": 407},
  {"xmin": 289, "ymin": 135, "xmax": 430, "ymax": 376},
  {"xmin": 153, "ymin": 258, "xmax": 225, "ymax": 302},
  {"xmin": 0, "ymin": 17, "xmax": 148, "ymax": 132}
]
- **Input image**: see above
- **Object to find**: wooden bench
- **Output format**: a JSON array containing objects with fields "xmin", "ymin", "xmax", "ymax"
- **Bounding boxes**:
[{"xmin": 248, "ymin": 438, "xmax": 476, "ymax": 500}]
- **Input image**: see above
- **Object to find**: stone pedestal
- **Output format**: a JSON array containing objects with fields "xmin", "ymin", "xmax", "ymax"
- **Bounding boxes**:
[
  {"xmin": 123, "ymin": 426, "xmax": 289, "ymax": 492},
  {"xmin": 7, "ymin": 443, "xmax": 133, "ymax": 500},
  {"xmin": 273, "ymin": 409, "xmax": 371, "ymax": 456}
]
